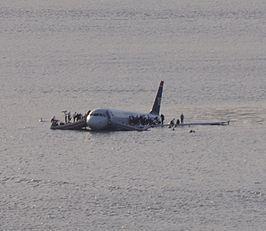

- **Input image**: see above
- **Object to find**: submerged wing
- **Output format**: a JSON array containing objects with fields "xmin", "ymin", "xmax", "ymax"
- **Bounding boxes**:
[{"xmin": 178, "ymin": 121, "xmax": 230, "ymax": 126}]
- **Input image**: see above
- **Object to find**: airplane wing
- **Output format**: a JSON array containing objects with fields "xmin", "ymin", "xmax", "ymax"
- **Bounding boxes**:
[{"xmin": 178, "ymin": 121, "xmax": 230, "ymax": 126}]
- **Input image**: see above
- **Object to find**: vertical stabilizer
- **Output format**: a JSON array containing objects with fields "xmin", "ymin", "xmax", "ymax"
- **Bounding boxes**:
[{"xmin": 150, "ymin": 81, "xmax": 164, "ymax": 115}]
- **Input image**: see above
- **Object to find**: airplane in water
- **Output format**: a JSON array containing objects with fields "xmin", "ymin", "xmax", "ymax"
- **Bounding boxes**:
[
  {"xmin": 86, "ymin": 81, "xmax": 164, "ymax": 131},
  {"xmin": 50, "ymin": 80, "xmax": 229, "ymax": 131}
]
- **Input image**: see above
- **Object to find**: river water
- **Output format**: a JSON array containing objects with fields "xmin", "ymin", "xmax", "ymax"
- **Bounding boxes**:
[{"xmin": 0, "ymin": 1, "xmax": 266, "ymax": 230}]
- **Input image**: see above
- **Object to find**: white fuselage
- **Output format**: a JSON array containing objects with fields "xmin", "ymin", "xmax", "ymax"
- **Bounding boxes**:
[
  {"xmin": 86, "ymin": 81, "xmax": 164, "ymax": 131},
  {"xmin": 86, "ymin": 108, "xmax": 160, "ymax": 131}
]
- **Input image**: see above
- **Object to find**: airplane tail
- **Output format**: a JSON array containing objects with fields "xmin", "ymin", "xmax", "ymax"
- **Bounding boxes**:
[{"xmin": 149, "ymin": 80, "xmax": 164, "ymax": 115}]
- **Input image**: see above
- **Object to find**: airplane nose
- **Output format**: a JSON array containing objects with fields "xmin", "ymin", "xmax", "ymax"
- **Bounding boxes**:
[{"xmin": 86, "ymin": 116, "xmax": 108, "ymax": 130}]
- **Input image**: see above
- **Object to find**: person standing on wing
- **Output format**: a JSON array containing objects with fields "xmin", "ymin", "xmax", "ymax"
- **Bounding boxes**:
[
  {"xmin": 175, "ymin": 119, "xmax": 180, "ymax": 127},
  {"xmin": 169, "ymin": 118, "xmax": 175, "ymax": 128},
  {"xmin": 160, "ymin": 114, "xmax": 165, "ymax": 125},
  {"xmin": 180, "ymin": 113, "xmax": 184, "ymax": 124}
]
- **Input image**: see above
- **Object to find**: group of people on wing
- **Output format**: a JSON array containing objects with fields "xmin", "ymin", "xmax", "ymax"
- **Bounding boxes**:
[
  {"xmin": 50, "ymin": 116, "xmax": 59, "ymax": 126},
  {"xmin": 62, "ymin": 111, "xmax": 84, "ymax": 124},
  {"xmin": 51, "ymin": 110, "xmax": 91, "ymax": 126},
  {"xmin": 128, "ymin": 115, "xmax": 160, "ymax": 126},
  {"xmin": 65, "ymin": 112, "xmax": 84, "ymax": 123},
  {"xmin": 169, "ymin": 113, "xmax": 184, "ymax": 128}
]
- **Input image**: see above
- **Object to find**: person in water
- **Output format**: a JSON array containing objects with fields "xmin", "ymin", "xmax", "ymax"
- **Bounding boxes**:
[{"xmin": 180, "ymin": 113, "xmax": 184, "ymax": 124}]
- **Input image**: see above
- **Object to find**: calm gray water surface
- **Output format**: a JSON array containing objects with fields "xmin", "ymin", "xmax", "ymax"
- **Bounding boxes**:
[{"xmin": 1, "ymin": 1, "xmax": 266, "ymax": 230}]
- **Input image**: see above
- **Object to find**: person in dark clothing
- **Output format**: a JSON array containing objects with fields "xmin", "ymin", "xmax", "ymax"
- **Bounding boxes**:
[
  {"xmin": 64, "ymin": 113, "xmax": 68, "ymax": 123},
  {"xmin": 160, "ymin": 114, "xmax": 165, "ymax": 125},
  {"xmin": 175, "ymin": 119, "xmax": 180, "ymax": 127},
  {"xmin": 51, "ymin": 116, "xmax": 56, "ymax": 123},
  {"xmin": 180, "ymin": 113, "xmax": 184, "ymax": 124},
  {"xmin": 51, "ymin": 120, "xmax": 58, "ymax": 126},
  {"xmin": 84, "ymin": 110, "xmax": 91, "ymax": 118},
  {"xmin": 76, "ymin": 113, "xmax": 82, "ymax": 121},
  {"xmin": 51, "ymin": 116, "xmax": 59, "ymax": 126},
  {"xmin": 73, "ymin": 112, "xmax": 77, "ymax": 122},
  {"xmin": 169, "ymin": 118, "xmax": 175, "ymax": 128}
]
